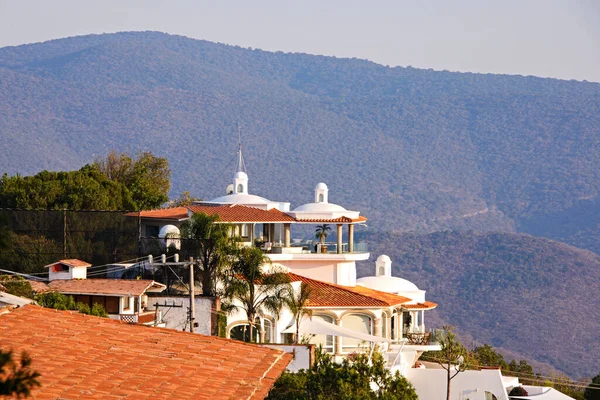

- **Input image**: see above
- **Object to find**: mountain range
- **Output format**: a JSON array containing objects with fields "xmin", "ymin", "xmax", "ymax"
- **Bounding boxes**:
[{"xmin": 1, "ymin": 31, "xmax": 599, "ymax": 377}]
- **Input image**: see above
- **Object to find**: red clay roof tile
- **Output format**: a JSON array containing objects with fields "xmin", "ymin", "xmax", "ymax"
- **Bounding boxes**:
[
  {"xmin": 48, "ymin": 279, "xmax": 166, "ymax": 296},
  {"xmin": 289, "ymin": 273, "xmax": 410, "ymax": 308},
  {"xmin": 0, "ymin": 306, "xmax": 292, "ymax": 400},
  {"xmin": 188, "ymin": 204, "xmax": 297, "ymax": 223},
  {"xmin": 401, "ymin": 301, "xmax": 438, "ymax": 310}
]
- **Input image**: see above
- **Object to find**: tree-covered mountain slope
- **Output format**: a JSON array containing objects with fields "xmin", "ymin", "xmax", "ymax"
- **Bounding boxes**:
[
  {"xmin": 1, "ymin": 31, "xmax": 599, "ymax": 251},
  {"xmin": 357, "ymin": 231, "xmax": 600, "ymax": 378}
]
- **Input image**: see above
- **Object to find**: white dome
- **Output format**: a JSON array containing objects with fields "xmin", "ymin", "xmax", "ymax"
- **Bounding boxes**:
[
  {"xmin": 158, "ymin": 224, "xmax": 180, "ymax": 238},
  {"xmin": 210, "ymin": 193, "xmax": 272, "ymax": 205},
  {"xmin": 315, "ymin": 182, "xmax": 328, "ymax": 190},
  {"xmin": 356, "ymin": 276, "xmax": 420, "ymax": 293},
  {"xmin": 377, "ymin": 255, "xmax": 391, "ymax": 263},
  {"xmin": 292, "ymin": 202, "xmax": 348, "ymax": 213},
  {"xmin": 234, "ymin": 171, "xmax": 248, "ymax": 179}
]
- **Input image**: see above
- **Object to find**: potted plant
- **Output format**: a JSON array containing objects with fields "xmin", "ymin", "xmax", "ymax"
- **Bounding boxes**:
[{"xmin": 315, "ymin": 224, "xmax": 331, "ymax": 253}]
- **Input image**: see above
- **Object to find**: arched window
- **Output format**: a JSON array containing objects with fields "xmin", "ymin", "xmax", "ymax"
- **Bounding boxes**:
[
  {"xmin": 310, "ymin": 315, "xmax": 335, "ymax": 353},
  {"xmin": 378, "ymin": 266, "xmax": 385, "ymax": 276},
  {"xmin": 342, "ymin": 314, "xmax": 372, "ymax": 353},
  {"xmin": 318, "ymin": 193, "xmax": 324, "ymax": 202},
  {"xmin": 229, "ymin": 324, "xmax": 258, "ymax": 343},
  {"xmin": 237, "ymin": 184, "xmax": 244, "ymax": 193},
  {"xmin": 263, "ymin": 319, "xmax": 272, "ymax": 344}
]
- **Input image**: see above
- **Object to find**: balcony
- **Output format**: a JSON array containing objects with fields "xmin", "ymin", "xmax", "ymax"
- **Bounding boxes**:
[
  {"xmin": 112, "ymin": 311, "xmax": 162, "ymax": 325},
  {"xmin": 261, "ymin": 241, "xmax": 368, "ymax": 255}
]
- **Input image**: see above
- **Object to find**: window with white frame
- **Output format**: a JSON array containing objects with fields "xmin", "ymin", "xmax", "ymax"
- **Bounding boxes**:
[
  {"xmin": 341, "ymin": 313, "xmax": 372, "ymax": 353},
  {"xmin": 310, "ymin": 315, "xmax": 335, "ymax": 353}
]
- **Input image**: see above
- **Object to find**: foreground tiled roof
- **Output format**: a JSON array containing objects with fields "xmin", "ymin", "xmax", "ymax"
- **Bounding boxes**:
[
  {"xmin": 0, "ymin": 306, "xmax": 292, "ymax": 400},
  {"xmin": 402, "ymin": 301, "xmax": 438, "ymax": 310},
  {"xmin": 289, "ymin": 273, "xmax": 411, "ymax": 308},
  {"xmin": 188, "ymin": 205, "xmax": 297, "ymax": 223},
  {"xmin": 48, "ymin": 279, "xmax": 166, "ymax": 296},
  {"xmin": 44, "ymin": 259, "xmax": 92, "ymax": 269}
]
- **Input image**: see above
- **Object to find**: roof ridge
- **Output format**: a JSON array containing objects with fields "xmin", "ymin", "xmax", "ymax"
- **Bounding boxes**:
[{"xmin": 288, "ymin": 273, "xmax": 401, "ymax": 306}]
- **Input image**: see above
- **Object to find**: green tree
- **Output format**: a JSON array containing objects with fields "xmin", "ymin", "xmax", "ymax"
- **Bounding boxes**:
[
  {"xmin": 427, "ymin": 326, "xmax": 469, "ymax": 400},
  {"xmin": 472, "ymin": 344, "xmax": 507, "ymax": 369},
  {"xmin": 93, "ymin": 151, "xmax": 171, "ymax": 209},
  {"xmin": 34, "ymin": 292, "xmax": 108, "ymax": 317},
  {"xmin": 224, "ymin": 247, "xmax": 291, "ymax": 343},
  {"xmin": 315, "ymin": 224, "xmax": 331, "ymax": 244},
  {"xmin": 283, "ymin": 282, "xmax": 312, "ymax": 344},
  {"xmin": 180, "ymin": 213, "xmax": 235, "ymax": 297},
  {"xmin": 584, "ymin": 373, "xmax": 600, "ymax": 400},
  {"xmin": 267, "ymin": 348, "xmax": 418, "ymax": 400},
  {"xmin": 0, "ymin": 349, "xmax": 41, "ymax": 398},
  {"xmin": 0, "ymin": 276, "xmax": 33, "ymax": 299}
]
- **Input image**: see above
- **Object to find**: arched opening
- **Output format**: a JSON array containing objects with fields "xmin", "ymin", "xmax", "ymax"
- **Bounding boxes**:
[
  {"xmin": 237, "ymin": 183, "xmax": 244, "ymax": 193},
  {"xmin": 229, "ymin": 324, "xmax": 259, "ymax": 342},
  {"xmin": 378, "ymin": 266, "xmax": 385, "ymax": 276},
  {"xmin": 318, "ymin": 193, "xmax": 324, "ymax": 202},
  {"xmin": 310, "ymin": 314, "xmax": 335, "ymax": 353},
  {"xmin": 341, "ymin": 313, "xmax": 373, "ymax": 353},
  {"xmin": 263, "ymin": 319, "xmax": 272, "ymax": 343}
]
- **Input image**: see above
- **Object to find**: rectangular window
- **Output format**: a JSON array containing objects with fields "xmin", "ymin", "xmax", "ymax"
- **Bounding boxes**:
[
  {"xmin": 145, "ymin": 225, "xmax": 160, "ymax": 237},
  {"xmin": 122, "ymin": 297, "xmax": 131, "ymax": 311}
]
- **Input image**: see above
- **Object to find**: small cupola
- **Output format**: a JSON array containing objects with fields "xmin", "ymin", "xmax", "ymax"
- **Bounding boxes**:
[
  {"xmin": 233, "ymin": 171, "xmax": 248, "ymax": 194},
  {"xmin": 44, "ymin": 259, "xmax": 91, "ymax": 281},
  {"xmin": 315, "ymin": 182, "xmax": 329, "ymax": 203},
  {"xmin": 376, "ymin": 255, "xmax": 392, "ymax": 277}
]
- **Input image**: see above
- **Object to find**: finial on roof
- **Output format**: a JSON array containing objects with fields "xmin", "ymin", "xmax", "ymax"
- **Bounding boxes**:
[
  {"xmin": 233, "ymin": 124, "xmax": 249, "ymax": 194},
  {"xmin": 237, "ymin": 124, "xmax": 246, "ymax": 174}
]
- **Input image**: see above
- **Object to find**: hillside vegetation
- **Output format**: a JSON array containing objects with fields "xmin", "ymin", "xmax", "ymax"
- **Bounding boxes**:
[
  {"xmin": 0, "ymin": 32, "xmax": 599, "ymax": 251},
  {"xmin": 357, "ymin": 231, "xmax": 600, "ymax": 378}
]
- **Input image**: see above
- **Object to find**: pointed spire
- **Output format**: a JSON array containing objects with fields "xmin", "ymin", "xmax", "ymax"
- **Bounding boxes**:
[{"xmin": 237, "ymin": 124, "xmax": 246, "ymax": 173}]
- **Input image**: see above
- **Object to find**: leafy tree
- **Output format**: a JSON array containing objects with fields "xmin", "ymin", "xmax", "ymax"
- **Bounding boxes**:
[
  {"xmin": 0, "ymin": 276, "xmax": 33, "ymax": 299},
  {"xmin": 0, "ymin": 349, "xmax": 41, "ymax": 398},
  {"xmin": 223, "ymin": 247, "xmax": 291, "ymax": 343},
  {"xmin": 168, "ymin": 191, "xmax": 201, "ymax": 207},
  {"xmin": 472, "ymin": 344, "xmax": 507, "ymax": 369},
  {"xmin": 315, "ymin": 224, "xmax": 331, "ymax": 244},
  {"xmin": 267, "ymin": 348, "xmax": 418, "ymax": 400},
  {"xmin": 93, "ymin": 151, "xmax": 171, "ymax": 209},
  {"xmin": 427, "ymin": 326, "xmax": 470, "ymax": 400},
  {"xmin": 584, "ymin": 373, "xmax": 600, "ymax": 400},
  {"xmin": 508, "ymin": 386, "xmax": 528, "ymax": 396},
  {"xmin": 283, "ymin": 282, "xmax": 312, "ymax": 344},
  {"xmin": 179, "ymin": 213, "xmax": 235, "ymax": 296},
  {"xmin": 34, "ymin": 292, "xmax": 108, "ymax": 317}
]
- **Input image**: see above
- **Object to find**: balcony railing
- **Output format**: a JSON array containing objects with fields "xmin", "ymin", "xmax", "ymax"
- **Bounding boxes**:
[
  {"xmin": 260, "ymin": 241, "xmax": 368, "ymax": 255},
  {"xmin": 406, "ymin": 332, "xmax": 432, "ymax": 345},
  {"xmin": 117, "ymin": 311, "xmax": 161, "ymax": 325}
]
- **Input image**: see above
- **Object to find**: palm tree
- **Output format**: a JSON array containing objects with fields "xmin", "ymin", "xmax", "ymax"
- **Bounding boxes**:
[
  {"xmin": 284, "ymin": 282, "xmax": 313, "ymax": 344},
  {"xmin": 314, "ymin": 224, "xmax": 331, "ymax": 244},
  {"xmin": 180, "ymin": 213, "xmax": 235, "ymax": 296},
  {"xmin": 224, "ymin": 247, "xmax": 291, "ymax": 343}
]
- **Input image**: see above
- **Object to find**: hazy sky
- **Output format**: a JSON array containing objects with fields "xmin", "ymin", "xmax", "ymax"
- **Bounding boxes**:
[{"xmin": 0, "ymin": 0, "xmax": 599, "ymax": 82}]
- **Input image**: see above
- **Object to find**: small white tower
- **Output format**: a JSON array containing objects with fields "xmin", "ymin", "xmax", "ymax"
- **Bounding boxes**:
[
  {"xmin": 376, "ymin": 255, "xmax": 392, "ymax": 277},
  {"xmin": 233, "ymin": 171, "xmax": 248, "ymax": 194},
  {"xmin": 315, "ymin": 182, "xmax": 329, "ymax": 203}
]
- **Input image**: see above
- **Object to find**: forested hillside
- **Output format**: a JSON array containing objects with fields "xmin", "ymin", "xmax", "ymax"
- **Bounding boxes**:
[
  {"xmin": 0, "ymin": 32, "xmax": 599, "ymax": 251},
  {"xmin": 357, "ymin": 231, "xmax": 600, "ymax": 378}
]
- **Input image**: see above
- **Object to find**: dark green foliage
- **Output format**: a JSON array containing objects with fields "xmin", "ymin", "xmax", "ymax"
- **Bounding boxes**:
[
  {"xmin": 0, "ymin": 349, "xmax": 41, "ymax": 398},
  {"xmin": 93, "ymin": 151, "xmax": 170, "ymax": 210},
  {"xmin": 358, "ymin": 230, "xmax": 600, "ymax": 378},
  {"xmin": 267, "ymin": 348, "xmax": 417, "ymax": 400},
  {"xmin": 585, "ymin": 373, "xmax": 600, "ymax": 400},
  {"xmin": 508, "ymin": 386, "xmax": 528, "ymax": 396},
  {"xmin": 0, "ymin": 276, "xmax": 33, "ymax": 299},
  {"xmin": 179, "ymin": 213, "xmax": 235, "ymax": 296},
  {"xmin": 0, "ymin": 165, "xmax": 136, "ymax": 210},
  {"xmin": 34, "ymin": 292, "xmax": 108, "ymax": 317},
  {"xmin": 216, "ymin": 311, "xmax": 227, "ymax": 338}
]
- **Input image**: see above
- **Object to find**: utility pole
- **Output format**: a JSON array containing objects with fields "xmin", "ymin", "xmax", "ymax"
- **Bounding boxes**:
[{"xmin": 189, "ymin": 257, "xmax": 195, "ymax": 333}]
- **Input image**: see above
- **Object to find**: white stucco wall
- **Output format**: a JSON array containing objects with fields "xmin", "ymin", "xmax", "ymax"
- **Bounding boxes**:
[
  {"xmin": 404, "ymin": 368, "xmax": 509, "ymax": 400},
  {"xmin": 260, "ymin": 344, "xmax": 314, "ymax": 372},
  {"xmin": 147, "ymin": 296, "xmax": 215, "ymax": 335}
]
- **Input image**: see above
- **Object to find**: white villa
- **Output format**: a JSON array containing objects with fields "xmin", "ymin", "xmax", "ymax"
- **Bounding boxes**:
[{"xmin": 132, "ymin": 149, "xmax": 574, "ymax": 400}]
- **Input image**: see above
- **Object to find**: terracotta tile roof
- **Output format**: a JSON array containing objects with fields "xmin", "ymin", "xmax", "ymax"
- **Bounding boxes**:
[
  {"xmin": 125, "ymin": 206, "xmax": 190, "ymax": 220},
  {"xmin": 289, "ymin": 273, "xmax": 410, "ymax": 308},
  {"xmin": 188, "ymin": 204, "xmax": 297, "ymax": 223},
  {"xmin": 0, "ymin": 306, "xmax": 292, "ymax": 400},
  {"xmin": 295, "ymin": 216, "xmax": 368, "ymax": 224},
  {"xmin": 44, "ymin": 259, "xmax": 92, "ymax": 269},
  {"xmin": 27, "ymin": 280, "xmax": 50, "ymax": 294},
  {"xmin": 48, "ymin": 279, "xmax": 166, "ymax": 297},
  {"xmin": 402, "ymin": 301, "xmax": 438, "ymax": 310}
]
